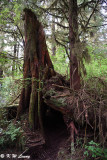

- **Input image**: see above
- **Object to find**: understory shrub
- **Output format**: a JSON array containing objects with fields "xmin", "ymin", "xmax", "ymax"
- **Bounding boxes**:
[
  {"xmin": 0, "ymin": 122, "xmax": 25, "ymax": 150},
  {"xmin": 84, "ymin": 140, "xmax": 107, "ymax": 160}
]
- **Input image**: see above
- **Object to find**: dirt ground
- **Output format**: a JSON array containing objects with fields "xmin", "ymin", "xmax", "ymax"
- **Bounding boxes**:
[{"xmin": 27, "ymin": 110, "xmax": 69, "ymax": 160}]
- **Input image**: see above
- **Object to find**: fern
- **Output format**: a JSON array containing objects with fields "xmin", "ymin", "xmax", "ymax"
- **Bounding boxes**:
[{"xmin": 0, "ymin": 122, "xmax": 24, "ymax": 149}]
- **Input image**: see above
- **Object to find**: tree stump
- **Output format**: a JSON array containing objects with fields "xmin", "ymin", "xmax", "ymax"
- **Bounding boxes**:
[{"xmin": 17, "ymin": 8, "xmax": 55, "ymax": 131}]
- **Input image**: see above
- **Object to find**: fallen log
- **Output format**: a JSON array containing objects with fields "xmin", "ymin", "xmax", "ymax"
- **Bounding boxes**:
[
  {"xmin": 0, "ymin": 104, "xmax": 18, "ymax": 120},
  {"xmin": 43, "ymin": 74, "xmax": 107, "ymax": 144}
]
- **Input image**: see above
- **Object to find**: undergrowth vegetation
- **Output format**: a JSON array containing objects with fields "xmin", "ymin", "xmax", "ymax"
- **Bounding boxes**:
[
  {"xmin": 57, "ymin": 139, "xmax": 107, "ymax": 160},
  {"xmin": 0, "ymin": 121, "xmax": 25, "ymax": 150},
  {"xmin": 0, "ymin": 75, "xmax": 23, "ymax": 108},
  {"xmin": 84, "ymin": 140, "xmax": 107, "ymax": 160},
  {"xmin": 84, "ymin": 45, "xmax": 107, "ymax": 81},
  {"xmin": 51, "ymin": 46, "xmax": 69, "ymax": 76},
  {"xmin": 50, "ymin": 44, "xmax": 107, "ymax": 83}
]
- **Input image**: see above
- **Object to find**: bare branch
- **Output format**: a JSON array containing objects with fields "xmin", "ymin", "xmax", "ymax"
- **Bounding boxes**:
[
  {"xmin": 16, "ymin": 25, "xmax": 25, "ymax": 47},
  {"xmin": 61, "ymin": 0, "xmax": 69, "ymax": 9},
  {"xmin": 55, "ymin": 38, "xmax": 70, "ymax": 60},
  {"xmin": 54, "ymin": 22, "xmax": 68, "ymax": 29},
  {"xmin": 87, "ymin": 23, "xmax": 107, "ymax": 28},
  {"xmin": 79, "ymin": 0, "xmax": 100, "ymax": 36}
]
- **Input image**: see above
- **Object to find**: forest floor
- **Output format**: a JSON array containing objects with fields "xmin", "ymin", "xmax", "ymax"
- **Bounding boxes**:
[
  {"xmin": 22, "ymin": 110, "xmax": 70, "ymax": 160},
  {"xmin": 20, "ymin": 109, "xmax": 85, "ymax": 160},
  {"xmin": 0, "ymin": 111, "xmax": 70, "ymax": 160}
]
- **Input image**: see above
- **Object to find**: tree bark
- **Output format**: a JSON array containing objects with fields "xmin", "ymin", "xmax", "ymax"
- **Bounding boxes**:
[
  {"xmin": 17, "ymin": 8, "xmax": 55, "ymax": 131},
  {"xmin": 69, "ymin": 0, "xmax": 81, "ymax": 90}
]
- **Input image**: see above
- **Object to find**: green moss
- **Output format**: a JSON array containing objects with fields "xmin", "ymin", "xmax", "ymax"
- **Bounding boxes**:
[
  {"xmin": 29, "ymin": 82, "xmax": 37, "ymax": 130},
  {"xmin": 44, "ymin": 88, "xmax": 57, "ymax": 97},
  {"xmin": 50, "ymin": 97, "xmax": 66, "ymax": 107},
  {"xmin": 29, "ymin": 92, "xmax": 35, "ymax": 129}
]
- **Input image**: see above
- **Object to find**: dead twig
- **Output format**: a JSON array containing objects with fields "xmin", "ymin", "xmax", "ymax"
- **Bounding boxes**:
[
  {"xmin": 52, "ymin": 92, "xmax": 70, "ymax": 98},
  {"xmin": 77, "ymin": 106, "xmax": 91, "ymax": 120},
  {"xmin": 9, "ymin": 94, "xmax": 21, "ymax": 105},
  {"xmin": 52, "ymin": 84, "xmax": 74, "ymax": 92}
]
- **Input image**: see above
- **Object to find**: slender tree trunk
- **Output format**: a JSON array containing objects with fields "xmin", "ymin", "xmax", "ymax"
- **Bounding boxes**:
[
  {"xmin": 51, "ymin": 17, "xmax": 56, "ymax": 56},
  {"xmin": 12, "ymin": 36, "xmax": 17, "ymax": 77},
  {"xmin": 0, "ymin": 35, "xmax": 4, "ymax": 87},
  {"xmin": 16, "ymin": 43, "xmax": 19, "ymax": 74},
  {"xmin": 17, "ymin": 9, "xmax": 55, "ymax": 131},
  {"xmin": 0, "ymin": 69, "xmax": 3, "ymax": 87},
  {"xmin": 69, "ymin": 0, "xmax": 81, "ymax": 90}
]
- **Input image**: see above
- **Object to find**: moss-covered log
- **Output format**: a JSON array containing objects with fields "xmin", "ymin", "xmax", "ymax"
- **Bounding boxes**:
[{"xmin": 43, "ymin": 74, "xmax": 107, "ymax": 143}]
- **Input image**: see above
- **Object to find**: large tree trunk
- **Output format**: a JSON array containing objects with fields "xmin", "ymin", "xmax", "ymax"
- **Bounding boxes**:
[
  {"xmin": 69, "ymin": 0, "xmax": 81, "ymax": 90},
  {"xmin": 17, "ymin": 9, "xmax": 55, "ymax": 131}
]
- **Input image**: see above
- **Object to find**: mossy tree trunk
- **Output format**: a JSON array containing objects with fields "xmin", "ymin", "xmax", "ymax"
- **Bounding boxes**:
[
  {"xmin": 17, "ymin": 8, "xmax": 54, "ymax": 131},
  {"xmin": 69, "ymin": 0, "xmax": 81, "ymax": 90}
]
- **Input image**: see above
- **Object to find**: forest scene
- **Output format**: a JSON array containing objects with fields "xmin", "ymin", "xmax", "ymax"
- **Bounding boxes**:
[{"xmin": 0, "ymin": 0, "xmax": 107, "ymax": 160}]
